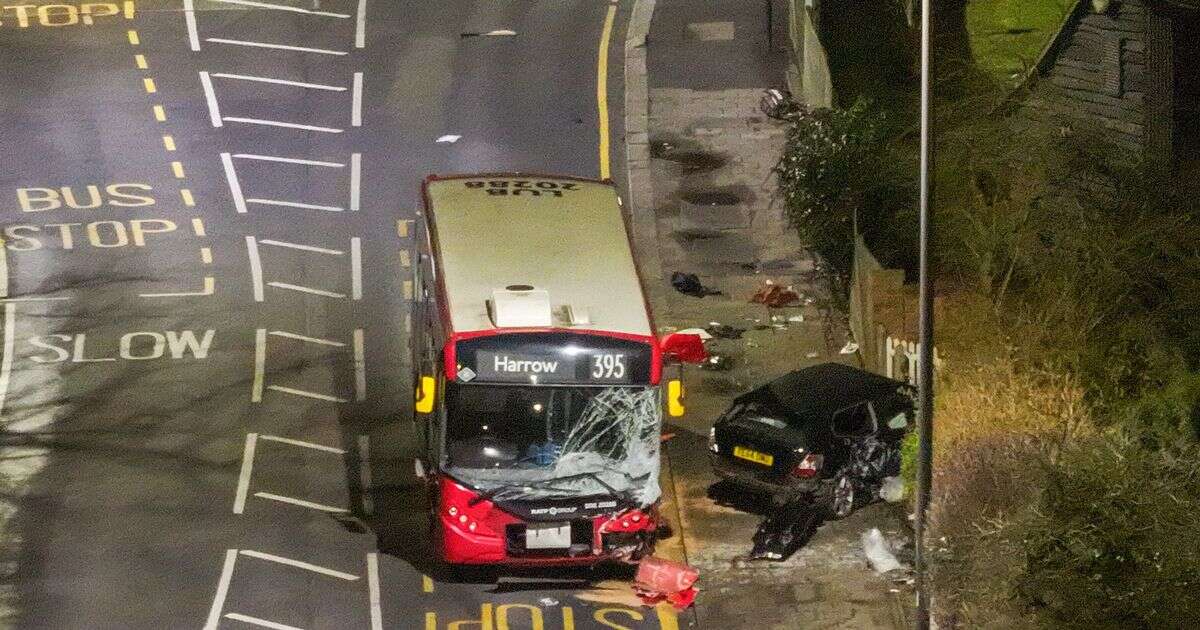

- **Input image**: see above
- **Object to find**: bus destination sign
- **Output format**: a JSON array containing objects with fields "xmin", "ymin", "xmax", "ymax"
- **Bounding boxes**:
[{"xmin": 473, "ymin": 350, "xmax": 634, "ymax": 384}]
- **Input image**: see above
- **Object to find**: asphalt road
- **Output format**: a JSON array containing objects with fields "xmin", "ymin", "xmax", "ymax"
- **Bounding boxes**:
[{"xmin": 0, "ymin": 1, "xmax": 677, "ymax": 628}]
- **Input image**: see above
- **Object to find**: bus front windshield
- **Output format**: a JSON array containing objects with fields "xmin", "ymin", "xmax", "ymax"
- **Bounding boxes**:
[{"xmin": 442, "ymin": 382, "xmax": 662, "ymax": 505}]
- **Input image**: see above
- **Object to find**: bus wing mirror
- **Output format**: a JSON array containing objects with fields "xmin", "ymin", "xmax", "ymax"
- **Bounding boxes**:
[
  {"xmin": 415, "ymin": 375, "xmax": 436, "ymax": 414},
  {"xmin": 660, "ymin": 333, "xmax": 708, "ymax": 364},
  {"xmin": 667, "ymin": 379, "xmax": 685, "ymax": 417}
]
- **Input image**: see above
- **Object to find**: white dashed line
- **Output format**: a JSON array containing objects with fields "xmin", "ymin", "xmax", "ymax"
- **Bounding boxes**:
[
  {"xmin": 349, "ymin": 152, "xmax": 362, "ymax": 211},
  {"xmin": 350, "ymin": 238, "xmax": 363, "ymax": 300},
  {"xmin": 368, "ymin": 553, "xmax": 383, "ymax": 630},
  {"xmin": 253, "ymin": 492, "xmax": 349, "ymax": 513},
  {"xmin": 265, "ymin": 385, "xmax": 349, "ymax": 403},
  {"xmin": 199, "ymin": 71, "xmax": 223, "ymax": 127},
  {"xmin": 245, "ymin": 237, "xmax": 264, "ymax": 302},
  {"xmin": 355, "ymin": 0, "xmax": 367, "ymax": 48},
  {"xmin": 0, "ymin": 304, "xmax": 14, "ymax": 416},
  {"xmin": 223, "ymin": 613, "xmax": 304, "ymax": 630},
  {"xmin": 252, "ymin": 329, "xmax": 266, "ymax": 402},
  {"xmin": 233, "ymin": 433, "xmax": 258, "ymax": 514},
  {"xmin": 259, "ymin": 434, "xmax": 347, "ymax": 453},
  {"xmin": 0, "ymin": 297, "xmax": 70, "ymax": 302},
  {"xmin": 206, "ymin": 37, "xmax": 347, "ymax": 55},
  {"xmin": 267, "ymin": 330, "xmax": 345, "ymax": 347},
  {"xmin": 351, "ymin": 72, "xmax": 363, "ymax": 126},
  {"xmin": 203, "ymin": 550, "xmax": 238, "ymax": 630},
  {"xmin": 212, "ymin": 0, "xmax": 350, "ymax": 18},
  {"xmin": 234, "ymin": 154, "xmax": 345, "ymax": 168},
  {"xmin": 183, "ymin": 0, "xmax": 200, "ymax": 51},
  {"xmin": 221, "ymin": 153, "xmax": 248, "ymax": 213},
  {"xmin": 222, "ymin": 117, "xmax": 344, "ymax": 133},
  {"xmin": 353, "ymin": 329, "xmax": 366, "ymax": 400},
  {"xmin": 211, "ymin": 72, "xmax": 348, "ymax": 91}
]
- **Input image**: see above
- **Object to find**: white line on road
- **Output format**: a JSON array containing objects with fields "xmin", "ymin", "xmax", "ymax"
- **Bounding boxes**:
[
  {"xmin": 0, "ymin": 304, "xmax": 14, "ymax": 416},
  {"xmin": 265, "ymin": 282, "xmax": 346, "ymax": 298},
  {"xmin": 259, "ymin": 434, "xmax": 347, "ymax": 453},
  {"xmin": 252, "ymin": 329, "xmax": 266, "ymax": 402},
  {"xmin": 355, "ymin": 0, "xmax": 366, "ymax": 48},
  {"xmin": 223, "ymin": 612, "xmax": 304, "ymax": 630},
  {"xmin": 203, "ymin": 550, "xmax": 238, "ymax": 630},
  {"xmin": 222, "ymin": 117, "xmax": 344, "ymax": 133},
  {"xmin": 233, "ymin": 433, "xmax": 258, "ymax": 514},
  {"xmin": 238, "ymin": 550, "xmax": 360, "ymax": 580},
  {"xmin": 138, "ymin": 276, "xmax": 215, "ymax": 298},
  {"xmin": 211, "ymin": 72, "xmax": 347, "ymax": 91},
  {"xmin": 351, "ymin": 72, "xmax": 363, "ymax": 126},
  {"xmin": 0, "ymin": 297, "xmax": 70, "ymax": 302},
  {"xmin": 206, "ymin": 37, "xmax": 347, "ymax": 55},
  {"xmin": 253, "ymin": 492, "xmax": 349, "ymax": 513},
  {"xmin": 353, "ymin": 329, "xmax": 366, "ymax": 400},
  {"xmin": 267, "ymin": 330, "xmax": 345, "ymax": 347},
  {"xmin": 246, "ymin": 198, "xmax": 345, "ymax": 212},
  {"xmin": 234, "ymin": 153, "xmax": 345, "ymax": 167},
  {"xmin": 221, "ymin": 152, "xmax": 249, "ymax": 213},
  {"xmin": 265, "ymin": 385, "xmax": 349, "ymax": 403},
  {"xmin": 357, "ymin": 434, "xmax": 373, "ymax": 514},
  {"xmin": 245, "ymin": 237, "xmax": 264, "ymax": 302},
  {"xmin": 349, "ymin": 152, "xmax": 362, "ymax": 211},
  {"xmin": 199, "ymin": 72, "xmax": 223, "ymax": 127},
  {"xmin": 368, "ymin": 552, "xmax": 383, "ymax": 630},
  {"xmin": 350, "ymin": 238, "xmax": 363, "ymax": 300},
  {"xmin": 212, "ymin": 0, "xmax": 350, "ymax": 18},
  {"xmin": 183, "ymin": 0, "xmax": 201, "ymax": 51},
  {"xmin": 258, "ymin": 240, "xmax": 343, "ymax": 256}
]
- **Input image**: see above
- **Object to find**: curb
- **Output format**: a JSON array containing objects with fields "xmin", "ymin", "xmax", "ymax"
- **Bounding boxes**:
[{"xmin": 624, "ymin": 0, "xmax": 662, "ymax": 291}]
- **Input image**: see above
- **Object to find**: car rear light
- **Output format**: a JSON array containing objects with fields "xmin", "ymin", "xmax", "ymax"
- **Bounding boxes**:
[{"xmin": 790, "ymin": 453, "xmax": 823, "ymax": 479}]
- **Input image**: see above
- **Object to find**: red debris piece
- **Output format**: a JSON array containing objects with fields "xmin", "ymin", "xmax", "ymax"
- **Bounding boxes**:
[
  {"xmin": 750, "ymin": 282, "xmax": 800, "ymax": 308},
  {"xmin": 633, "ymin": 555, "xmax": 700, "ymax": 610},
  {"xmin": 659, "ymin": 333, "xmax": 709, "ymax": 364}
]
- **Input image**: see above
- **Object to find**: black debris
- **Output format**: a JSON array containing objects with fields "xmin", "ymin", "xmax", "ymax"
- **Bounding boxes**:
[
  {"xmin": 671, "ymin": 272, "xmax": 722, "ymax": 298},
  {"xmin": 749, "ymin": 499, "xmax": 823, "ymax": 561},
  {"xmin": 704, "ymin": 323, "xmax": 745, "ymax": 339}
]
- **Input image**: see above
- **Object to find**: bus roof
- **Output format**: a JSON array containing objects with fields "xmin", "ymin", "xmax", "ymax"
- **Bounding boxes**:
[{"xmin": 423, "ymin": 174, "xmax": 653, "ymax": 338}]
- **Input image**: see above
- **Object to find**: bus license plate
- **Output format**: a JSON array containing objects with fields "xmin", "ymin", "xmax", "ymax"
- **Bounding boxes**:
[
  {"xmin": 733, "ymin": 445, "xmax": 774, "ymax": 467},
  {"xmin": 525, "ymin": 523, "xmax": 572, "ymax": 549}
]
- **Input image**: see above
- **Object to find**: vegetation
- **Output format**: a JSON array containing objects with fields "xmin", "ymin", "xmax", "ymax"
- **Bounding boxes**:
[{"xmin": 965, "ymin": 0, "xmax": 1077, "ymax": 87}]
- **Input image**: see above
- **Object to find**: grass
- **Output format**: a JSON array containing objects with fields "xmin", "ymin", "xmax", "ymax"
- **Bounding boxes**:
[{"xmin": 966, "ymin": 0, "xmax": 1078, "ymax": 87}]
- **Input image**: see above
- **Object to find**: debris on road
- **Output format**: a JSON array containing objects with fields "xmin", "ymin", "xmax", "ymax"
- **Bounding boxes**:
[
  {"xmin": 879, "ymin": 476, "xmax": 904, "ymax": 503},
  {"xmin": 787, "ymin": 314, "xmax": 805, "ymax": 323},
  {"xmin": 671, "ymin": 271, "xmax": 722, "ymax": 297},
  {"xmin": 435, "ymin": 134, "xmax": 461, "ymax": 143},
  {"xmin": 660, "ymin": 332, "xmax": 708, "ymax": 363},
  {"xmin": 675, "ymin": 327, "xmax": 713, "ymax": 341},
  {"xmin": 839, "ymin": 340, "xmax": 859, "ymax": 355},
  {"xmin": 699, "ymin": 354, "xmax": 732, "ymax": 371},
  {"xmin": 633, "ymin": 556, "xmax": 700, "ymax": 610},
  {"xmin": 537, "ymin": 597, "xmax": 560, "ymax": 607},
  {"xmin": 749, "ymin": 499, "xmax": 822, "ymax": 561},
  {"xmin": 861, "ymin": 528, "xmax": 903, "ymax": 574},
  {"xmin": 704, "ymin": 322, "xmax": 745, "ymax": 339},
  {"xmin": 749, "ymin": 281, "xmax": 800, "ymax": 307}
]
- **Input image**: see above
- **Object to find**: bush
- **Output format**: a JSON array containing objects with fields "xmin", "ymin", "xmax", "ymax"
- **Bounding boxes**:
[{"xmin": 1015, "ymin": 435, "xmax": 1200, "ymax": 629}]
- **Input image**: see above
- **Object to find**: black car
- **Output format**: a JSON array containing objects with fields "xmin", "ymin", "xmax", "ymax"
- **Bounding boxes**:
[{"xmin": 708, "ymin": 363, "xmax": 915, "ymax": 520}]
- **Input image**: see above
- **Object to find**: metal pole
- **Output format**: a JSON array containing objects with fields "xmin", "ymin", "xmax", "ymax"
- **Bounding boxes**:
[{"xmin": 914, "ymin": 0, "xmax": 935, "ymax": 628}]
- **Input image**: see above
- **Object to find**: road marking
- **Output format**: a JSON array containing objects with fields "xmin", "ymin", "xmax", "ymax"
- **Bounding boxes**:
[
  {"xmin": 267, "ymin": 330, "xmax": 345, "ymax": 347},
  {"xmin": 0, "ymin": 297, "xmax": 69, "ymax": 303},
  {"xmin": 233, "ymin": 433, "xmax": 258, "ymax": 514},
  {"xmin": 246, "ymin": 237, "xmax": 264, "ymax": 302},
  {"xmin": 220, "ymin": 153, "xmax": 248, "ymax": 213},
  {"xmin": 154, "ymin": 105, "xmax": 167, "ymax": 122},
  {"xmin": 357, "ymin": 434, "xmax": 372, "ymax": 513},
  {"xmin": 0, "ymin": 304, "xmax": 14, "ymax": 416},
  {"xmin": 265, "ymin": 385, "xmax": 348, "ymax": 403},
  {"xmin": 212, "ymin": 0, "xmax": 350, "ymax": 18},
  {"xmin": 252, "ymin": 328, "xmax": 266, "ymax": 401},
  {"xmin": 368, "ymin": 553, "xmax": 383, "ymax": 630},
  {"xmin": 135, "ymin": 54, "xmax": 148, "ymax": 69},
  {"xmin": 259, "ymin": 434, "xmax": 346, "ymax": 453},
  {"xmin": 180, "ymin": 189, "xmax": 196, "ymax": 206},
  {"xmin": 259, "ymin": 240, "xmax": 343, "ymax": 255},
  {"xmin": 349, "ymin": 152, "xmax": 361, "ymax": 211},
  {"xmin": 163, "ymin": 135, "xmax": 176, "ymax": 151},
  {"xmin": 246, "ymin": 198, "xmax": 344, "ymax": 212},
  {"xmin": 192, "ymin": 218, "xmax": 207, "ymax": 237},
  {"xmin": 399, "ymin": 250, "xmax": 410, "ymax": 267},
  {"xmin": 404, "ymin": 313, "xmax": 411, "ymax": 334},
  {"xmin": 211, "ymin": 72, "xmax": 347, "ymax": 91},
  {"xmin": 597, "ymin": 4, "xmax": 616, "ymax": 179},
  {"xmin": 403, "ymin": 279, "xmax": 413, "ymax": 300},
  {"xmin": 656, "ymin": 603, "xmax": 680, "ymax": 630},
  {"xmin": 143, "ymin": 77, "xmax": 157, "ymax": 94},
  {"xmin": 425, "ymin": 612, "xmax": 436, "ymax": 630},
  {"xmin": 223, "ymin": 613, "xmax": 303, "ymax": 630},
  {"xmin": 171, "ymin": 161, "xmax": 185, "ymax": 178},
  {"xmin": 266, "ymin": 282, "xmax": 346, "ymax": 298},
  {"xmin": 397, "ymin": 220, "xmax": 411, "ymax": 238},
  {"xmin": 127, "ymin": 29, "xmax": 139, "ymax": 45},
  {"xmin": 234, "ymin": 153, "xmax": 344, "ymax": 167},
  {"xmin": 124, "ymin": 0, "xmax": 135, "ymax": 18},
  {"xmin": 353, "ymin": 329, "xmax": 365, "ymax": 399},
  {"xmin": 183, "ymin": 0, "xmax": 200, "ymax": 51},
  {"xmin": 199, "ymin": 71, "xmax": 223, "ymax": 127},
  {"xmin": 139, "ymin": 276, "xmax": 215, "ymax": 297},
  {"xmin": 355, "ymin": 0, "xmax": 366, "ymax": 48},
  {"xmin": 222, "ymin": 117, "xmax": 344, "ymax": 134},
  {"xmin": 422, "ymin": 574, "xmax": 434, "ymax": 593},
  {"xmin": 351, "ymin": 72, "xmax": 363, "ymax": 126},
  {"xmin": 203, "ymin": 550, "xmax": 238, "ymax": 630},
  {"xmin": 201, "ymin": 247, "xmax": 213, "ymax": 264},
  {"xmin": 253, "ymin": 492, "xmax": 349, "ymax": 513},
  {"xmin": 206, "ymin": 37, "xmax": 347, "ymax": 56},
  {"xmin": 350, "ymin": 238, "xmax": 363, "ymax": 300}
]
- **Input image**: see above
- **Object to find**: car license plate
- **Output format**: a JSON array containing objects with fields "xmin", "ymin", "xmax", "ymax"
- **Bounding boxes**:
[
  {"xmin": 733, "ymin": 445, "xmax": 774, "ymax": 466},
  {"xmin": 525, "ymin": 523, "xmax": 571, "ymax": 549}
]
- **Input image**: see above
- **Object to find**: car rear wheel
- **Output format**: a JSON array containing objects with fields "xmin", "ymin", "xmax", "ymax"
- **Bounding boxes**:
[{"xmin": 828, "ymin": 472, "xmax": 856, "ymax": 519}]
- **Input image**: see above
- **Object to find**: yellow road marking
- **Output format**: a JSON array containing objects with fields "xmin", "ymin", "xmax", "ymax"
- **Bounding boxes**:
[
  {"xmin": 162, "ymin": 135, "xmax": 176, "ymax": 151},
  {"xmin": 191, "ymin": 218, "xmax": 206, "ymax": 236},
  {"xmin": 596, "ymin": 4, "xmax": 616, "ymax": 180},
  {"xmin": 421, "ymin": 574, "xmax": 433, "ymax": 593},
  {"xmin": 124, "ymin": 1, "xmax": 135, "ymax": 19},
  {"xmin": 656, "ymin": 603, "xmax": 680, "ymax": 630},
  {"xmin": 424, "ymin": 612, "xmax": 436, "ymax": 630},
  {"xmin": 143, "ymin": 77, "xmax": 156, "ymax": 94},
  {"xmin": 399, "ymin": 250, "xmax": 410, "ymax": 268},
  {"xmin": 396, "ymin": 219, "xmax": 410, "ymax": 238},
  {"xmin": 200, "ymin": 247, "xmax": 212, "ymax": 264},
  {"xmin": 153, "ymin": 105, "xmax": 166, "ymax": 121},
  {"xmin": 403, "ymin": 280, "xmax": 413, "ymax": 300},
  {"xmin": 171, "ymin": 161, "xmax": 185, "ymax": 178},
  {"xmin": 127, "ymin": 30, "xmax": 139, "ymax": 45},
  {"xmin": 180, "ymin": 189, "xmax": 195, "ymax": 206},
  {"xmin": 135, "ymin": 54, "xmax": 148, "ymax": 69}
]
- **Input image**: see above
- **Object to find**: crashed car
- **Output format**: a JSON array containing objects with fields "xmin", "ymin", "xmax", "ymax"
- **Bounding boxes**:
[{"xmin": 708, "ymin": 363, "xmax": 915, "ymax": 520}]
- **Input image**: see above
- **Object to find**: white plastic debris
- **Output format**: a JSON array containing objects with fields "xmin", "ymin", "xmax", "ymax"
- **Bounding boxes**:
[
  {"xmin": 485, "ymin": 29, "xmax": 517, "ymax": 36},
  {"xmin": 787, "ymin": 314, "xmax": 804, "ymax": 323},
  {"xmin": 436, "ymin": 134, "xmax": 461, "ymax": 144},
  {"xmin": 675, "ymin": 327, "xmax": 714, "ymax": 341},
  {"xmin": 839, "ymin": 340, "xmax": 859, "ymax": 355},
  {"xmin": 538, "ymin": 597, "xmax": 559, "ymax": 607},
  {"xmin": 805, "ymin": 352, "xmax": 819, "ymax": 358},
  {"xmin": 861, "ymin": 528, "xmax": 903, "ymax": 574},
  {"xmin": 879, "ymin": 476, "xmax": 904, "ymax": 503}
]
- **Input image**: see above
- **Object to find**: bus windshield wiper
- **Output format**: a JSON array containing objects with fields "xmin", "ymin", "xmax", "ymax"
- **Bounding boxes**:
[{"xmin": 467, "ymin": 469, "xmax": 643, "ymax": 507}]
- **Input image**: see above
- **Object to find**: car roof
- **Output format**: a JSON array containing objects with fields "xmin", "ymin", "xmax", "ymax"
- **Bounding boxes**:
[{"xmin": 736, "ymin": 363, "xmax": 910, "ymax": 422}]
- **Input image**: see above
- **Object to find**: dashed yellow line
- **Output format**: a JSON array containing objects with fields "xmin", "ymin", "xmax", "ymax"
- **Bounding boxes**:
[
  {"xmin": 421, "ymin": 574, "xmax": 433, "ymax": 593},
  {"xmin": 143, "ymin": 77, "xmax": 157, "ymax": 94},
  {"xmin": 180, "ymin": 189, "xmax": 195, "ymax": 207},
  {"xmin": 399, "ymin": 250, "xmax": 411, "ymax": 268},
  {"xmin": 163, "ymin": 135, "xmax": 176, "ymax": 151},
  {"xmin": 127, "ymin": 30, "xmax": 139, "ymax": 45},
  {"xmin": 135, "ymin": 54, "xmax": 148, "ymax": 69},
  {"xmin": 191, "ymin": 218, "xmax": 206, "ymax": 236},
  {"xmin": 171, "ymin": 161, "xmax": 185, "ymax": 179},
  {"xmin": 153, "ymin": 105, "xmax": 166, "ymax": 121},
  {"xmin": 397, "ymin": 219, "xmax": 411, "ymax": 238},
  {"xmin": 200, "ymin": 247, "xmax": 213, "ymax": 264}
]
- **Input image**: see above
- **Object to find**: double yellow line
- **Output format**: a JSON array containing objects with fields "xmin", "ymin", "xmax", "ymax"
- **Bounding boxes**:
[{"xmin": 597, "ymin": 4, "xmax": 617, "ymax": 180}]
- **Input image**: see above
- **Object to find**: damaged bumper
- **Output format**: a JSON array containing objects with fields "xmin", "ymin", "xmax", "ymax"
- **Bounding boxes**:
[{"xmin": 709, "ymin": 454, "xmax": 818, "ymax": 499}]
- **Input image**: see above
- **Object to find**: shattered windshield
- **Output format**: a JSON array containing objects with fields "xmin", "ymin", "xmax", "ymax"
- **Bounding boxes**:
[{"xmin": 443, "ymin": 383, "xmax": 662, "ymax": 505}]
